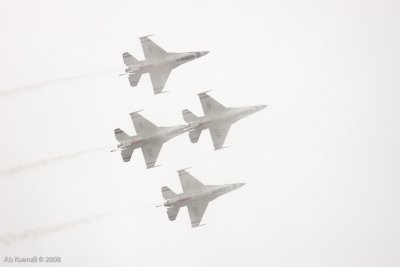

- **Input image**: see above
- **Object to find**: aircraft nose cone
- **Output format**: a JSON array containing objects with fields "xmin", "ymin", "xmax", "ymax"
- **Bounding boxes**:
[
  {"xmin": 236, "ymin": 183, "xmax": 246, "ymax": 188},
  {"xmin": 200, "ymin": 51, "xmax": 209, "ymax": 57},
  {"xmin": 253, "ymin": 105, "xmax": 268, "ymax": 112},
  {"xmin": 259, "ymin": 105, "xmax": 268, "ymax": 110}
]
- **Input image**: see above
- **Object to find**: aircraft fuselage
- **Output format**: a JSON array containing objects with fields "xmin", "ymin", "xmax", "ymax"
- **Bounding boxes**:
[
  {"xmin": 189, "ymin": 105, "xmax": 267, "ymax": 131},
  {"xmin": 118, "ymin": 125, "xmax": 186, "ymax": 150},
  {"xmin": 125, "ymin": 51, "xmax": 208, "ymax": 75},
  {"xmin": 163, "ymin": 183, "xmax": 245, "ymax": 208}
]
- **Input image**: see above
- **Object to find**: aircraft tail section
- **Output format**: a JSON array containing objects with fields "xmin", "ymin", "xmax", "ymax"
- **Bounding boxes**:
[
  {"xmin": 120, "ymin": 146, "xmax": 134, "ymax": 162},
  {"xmin": 161, "ymin": 186, "xmax": 176, "ymax": 199},
  {"xmin": 114, "ymin": 128, "xmax": 130, "ymax": 142},
  {"xmin": 122, "ymin": 52, "xmax": 139, "ymax": 66},
  {"xmin": 167, "ymin": 206, "xmax": 180, "ymax": 221},
  {"xmin": 188, "ymin": 129, "xmax": 202, "ymax": 143},
  {"xmin": 114, "ymin": 128, "xmax": 134, "ymax": 162},
  {"xmin": 182, "ymin": 109, "xmax": 202, "ymax": 143},
  {"xmin": 128, "ymin": 72, "xmax": 142, "ymax": 87},
  {"xmin": 182, "ymin": 109, "xmax": 198, "ymax": 123}
]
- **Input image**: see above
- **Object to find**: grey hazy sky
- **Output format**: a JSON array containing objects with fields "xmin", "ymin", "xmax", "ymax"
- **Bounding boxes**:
[{"xmin": 0, "ymin": 0, "xmax": 399, "ymax": 266}]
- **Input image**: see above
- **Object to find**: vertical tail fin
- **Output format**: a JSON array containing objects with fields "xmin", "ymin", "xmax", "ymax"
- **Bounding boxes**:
[
  {"xmin": 122, "ymin": 52, "xmax": 139, "ymax": 66},
  {"xmin": 161, "ymin": 186, "xmax": 176, "ymax": 199},
  {"xmin": 182, "ymin": 109, "xmax": 198, "ymax": 123},
  {"xmin": 114, "ymin": 128, "xmax": 130, "ymax": 142}
]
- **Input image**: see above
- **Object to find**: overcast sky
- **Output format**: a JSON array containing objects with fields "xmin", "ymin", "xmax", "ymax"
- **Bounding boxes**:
[{"xmin": 0, "ymin": 0, "xmax": 399, "ymax": 266}]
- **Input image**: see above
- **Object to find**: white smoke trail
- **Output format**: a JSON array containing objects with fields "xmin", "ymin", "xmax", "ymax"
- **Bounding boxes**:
[
  {"xmin": 0, "ymin": 70, "xmax": 118, "ymax": 97},
  {"xmin": 0, "ymin": 211, "xmax": 114, "ymax": 246},
  {"xmin": 0, "ymin": 146, "xmax": 110, "ymax": 178},
  {"xmin": 0, "ymin": 205, "xmax": 156, "ymax": 246}
]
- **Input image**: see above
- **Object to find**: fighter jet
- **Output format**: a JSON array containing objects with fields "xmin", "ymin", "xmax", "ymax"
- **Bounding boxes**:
[
  {"xmin": 113, "ymin": 111, "xmax": 187, "ymax": 168},
  {"xmin": 121, "ymin": 35, "xmax": 209, "ymax": 94},
  {"xmin": 182, "ymin": 91, "xmax": 267, "ymax": 150},
  {"xmin": 161, "ymin": 169, "xmax": 245, "ymax": 228}
]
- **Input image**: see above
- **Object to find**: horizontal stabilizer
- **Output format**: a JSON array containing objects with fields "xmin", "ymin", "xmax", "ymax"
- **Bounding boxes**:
[
  {"xmin": 128, "ymin": 72, "xmax": 142, "ymax": 87},
  {"xmin": 121, "ymin": 146, "xmax": 134, "ymax": 162},
  {"xmin": 189, "ymin": 129, "xmax": 202, "ymax": 143},
  {"xmin": 167, "ymin": 206, "xmax": 180, "ymax": 221},
  {"xmin": 122, "ymin": 52, "xmax": 139, "ymax": 66},
  {"xmin": 161, "ymin": 186, "xmax": 176, "ymax": 199},
  {"xmin": 182, "ymin": 109, "xmax": 198, "ymax": 123},
  {"xmin": 114, "ymin": 128, "xmax": 130, "ymax": 142}
]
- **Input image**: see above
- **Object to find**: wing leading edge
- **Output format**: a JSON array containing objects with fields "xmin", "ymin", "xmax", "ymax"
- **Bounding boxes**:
[
  {"xmin": 130, "ymin": 112, "xmax": 157, "ymax": 134},
  {"xmin": 198, "ymin": 92, "xmax": 226, "ymax": 115},
  {"xmin": 140, "ymin": 35, "xmax": 167, "ymax": 60}
]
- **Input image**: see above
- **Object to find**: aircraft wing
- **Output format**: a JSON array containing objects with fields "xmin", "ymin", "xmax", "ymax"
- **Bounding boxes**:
[
  {"xmin": 130, "ymin": 112, "xmax": 157, "ymax": 134},
  {"xmin": 178, "ymin": 169, "xmax": 204, "ymax": 192},
  {"xmin": 209, "ymin": 124, "xmax": 231, "ymax": 150},
  {"xmin": 140, "ymin": 35, "xmax": 167, "ymax": 60},
  {"xmin": 187, "ymin": 199, "xmax": 209, "ymax": 228},
  {"xmin": 141, "ymin": 142, "xmax": 163, "ymax": 168},
  {"xmin": 149, "ymin": 65, "xmax": 173, "ymax": 94},
  {"xmin": 198, "ymin": 92, "xmax": 226, "ymax": 115}
]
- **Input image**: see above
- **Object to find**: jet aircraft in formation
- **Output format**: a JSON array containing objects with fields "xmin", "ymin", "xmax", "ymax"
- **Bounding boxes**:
[
  {"xmin": 161, "ymin": 169, "xmax": 245, "ymax": 228},
  {"xmin": 113, "ymin": 92, "xmax": 266, "ymax": 166},
  {"xmin": 115, "ymin": 36, "xmax": 266, "ymax": 228},
  {"xmin": 183, "ymin": 91, "xmax": 267, "ymax": 150},
  {"xmin": 113, "ymin": 111, "xmax": 187, "ymax": 168},
  {"xmin": 122, "ymin": 35, "xmax": 209, "ymax": 94}
]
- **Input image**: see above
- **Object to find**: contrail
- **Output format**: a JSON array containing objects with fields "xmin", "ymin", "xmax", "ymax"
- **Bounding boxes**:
[
  {"xmin": 0, "ymin": 70, "xmax": 118, "ymax": 97},
  {"xmin": 0, "ymin": 211, "xmax": 114, "ymax": 246},
  {"xmin": 0, "ymin": 146, "xmax": 110, "ymax": 178}
]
